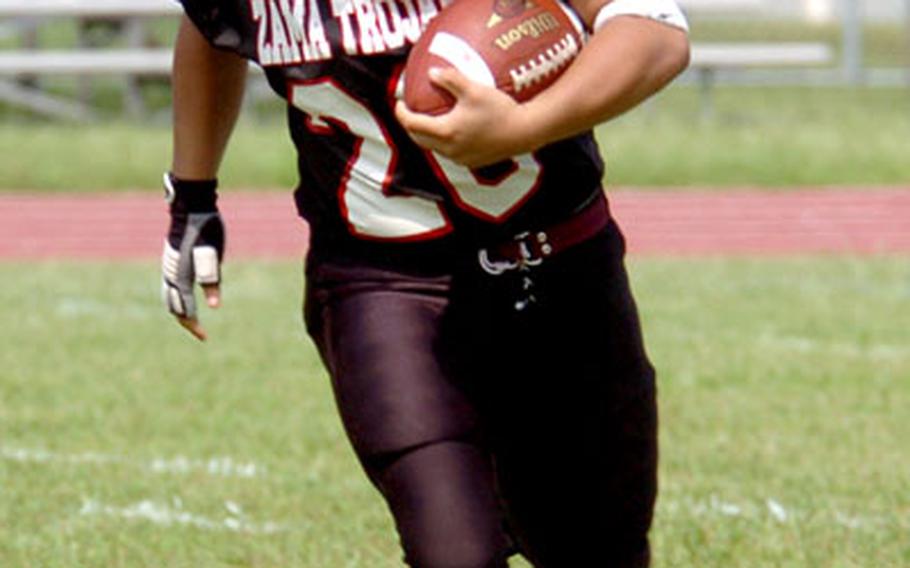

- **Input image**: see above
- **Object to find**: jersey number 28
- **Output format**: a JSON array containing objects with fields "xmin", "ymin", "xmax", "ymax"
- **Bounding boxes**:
[{"xmin": 291, "ymin": 80, "xmax": 542, "ymax": 240}]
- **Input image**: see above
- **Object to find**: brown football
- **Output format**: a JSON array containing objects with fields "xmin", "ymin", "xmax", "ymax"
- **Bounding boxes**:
[{"xmin": 403, "ymin": 0, "xmax": 584, "ymax": 115}]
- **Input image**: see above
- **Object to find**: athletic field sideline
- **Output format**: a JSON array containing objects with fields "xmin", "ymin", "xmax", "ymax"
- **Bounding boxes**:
[
  {"xmin": 3, "ymin": 190, "xmax": 909, "ymax": 566},
  {"xmin": 2, "ymin": 187, "xmax": 909, "ymax": 259},
  {"xmin": 2, "ymin": 258, "xmax": 908, "ymax": 567}
]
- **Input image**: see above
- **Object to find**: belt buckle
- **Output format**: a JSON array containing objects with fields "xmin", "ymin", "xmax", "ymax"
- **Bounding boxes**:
[
  {"xmin": 478, "ymin": 231, "xmax": 551, "ymax": 275},
  {"xmin": 478, "ymin": 249, "xmax": 519, "ymax": 275}
]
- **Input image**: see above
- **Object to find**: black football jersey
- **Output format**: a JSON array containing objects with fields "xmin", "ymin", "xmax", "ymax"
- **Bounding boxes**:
[{"xmin": 178, "ymin": 0, "xmax": 605, "ymax": 255}]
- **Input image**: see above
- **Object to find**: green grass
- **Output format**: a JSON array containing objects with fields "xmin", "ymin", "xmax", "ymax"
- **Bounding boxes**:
[
  {"xmin": 1, "ymin": 258, "xmax": 908, "ymax": 566},
  {"xmin": 597, "ymin": 86, "xmax": 910, "ymax": 187},
  {"xmin": 0, "ymin": 119, "xmax": 298, "ymax": 192},
  {"xmin": 2, "ymin": 86, "xmax": 909, "ymax": 191},
  {"xmin": 634, "ymin": 258, "xmax": 910, "ymax": 567}
]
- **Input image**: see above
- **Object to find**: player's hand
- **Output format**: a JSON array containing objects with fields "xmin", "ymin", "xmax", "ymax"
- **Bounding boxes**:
[
  {"xmin": 395, "ymin": 67, "xmax": 535, "ymax": 168},
  {"xmin": 161, "ymin": 173, "xmax": 225, "ymax": 341}
]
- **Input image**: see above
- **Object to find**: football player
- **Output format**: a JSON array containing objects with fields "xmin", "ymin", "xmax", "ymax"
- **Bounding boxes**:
[{"xmin": 162, "ymin": 0, "xmax": 689, "ymax": 566}]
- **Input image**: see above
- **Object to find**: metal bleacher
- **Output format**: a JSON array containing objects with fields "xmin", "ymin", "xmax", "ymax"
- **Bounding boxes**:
[
  {"xmin": 0, "ymin": 0, "xmax": 179, "ymax": 120},
  {"xmin": 0, "ymin": 0, "xmax": 834, "ymax": 120},
  {"xmin": 680, "ymin": 0, "xmax": 834, "ymax": 116}
]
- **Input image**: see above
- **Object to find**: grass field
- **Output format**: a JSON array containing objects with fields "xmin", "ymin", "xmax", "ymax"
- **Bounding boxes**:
[
  {"xmin": 1, "ymin": 258, "xmax": 908, "ymax": 567},
  {"xmin": 2, "ymin": 86, "xmax": 909, "ymax": 191}
]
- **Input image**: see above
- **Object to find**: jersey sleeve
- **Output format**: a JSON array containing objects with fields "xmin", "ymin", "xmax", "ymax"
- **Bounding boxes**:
[{"xmin": 174, "ymin": 0, "xmax": 259, "ymax": 62}]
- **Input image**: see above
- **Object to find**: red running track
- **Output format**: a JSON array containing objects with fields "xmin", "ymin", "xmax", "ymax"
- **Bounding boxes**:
[{"xmin": 1, "ymin": 188, "xmax": 908, "ymax": 260}]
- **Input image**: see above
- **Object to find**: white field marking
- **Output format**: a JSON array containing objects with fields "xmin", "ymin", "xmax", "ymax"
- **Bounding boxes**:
[
  {"xmin": 766, "ymin": 499, "xmax": 789, "ymax": 523},
  {"xmin": 661, "ymin": 495, "xmax": 910, "ymax": 531},
  {"xmin": 833, "ymin": 512, "xmax": 867, "ymax": 530},
  {"xmin": 78, "ymin": 498, "xmax": 290, "ymax": 535},
  {"xmin": 1, "ymin": 447, "xmax": 265, "ymax": 478},
  {"xmin": 149, "ymin": 455, "xmax": 264, "ymax": 478},
  {"xmin": 1, "ymin": 447, "xmax": 125, "ymax": 466},
  {"xmin": 756, "ymin": 332, "xmax": 910, "ymax": 361},
  {"xmin": 56, "ymin": 297, "xmax": 154, "ymax": 320},
  {"xmin": 680, "ymin": 495, "xmax": 745, "ymax": 517}
]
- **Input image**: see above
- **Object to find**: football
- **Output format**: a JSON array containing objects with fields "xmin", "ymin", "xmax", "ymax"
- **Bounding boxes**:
[{"xmin": 403, "ymin": 0, "xmax": 585, "ymax": 115}]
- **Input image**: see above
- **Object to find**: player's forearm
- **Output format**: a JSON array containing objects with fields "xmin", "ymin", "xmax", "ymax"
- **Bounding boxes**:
[
  {"xmin": 521, "ymin": 16, "xmax": 689, "ymax": 149},
  {"xmin": 171, "ymin": 16, "xmax": 248, "ymax": 180}
]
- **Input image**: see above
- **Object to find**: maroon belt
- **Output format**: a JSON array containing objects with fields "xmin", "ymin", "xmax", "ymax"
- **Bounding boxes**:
[{"xmin": 478, "ymin": 196, "xmax": 610, "ymax": 275}]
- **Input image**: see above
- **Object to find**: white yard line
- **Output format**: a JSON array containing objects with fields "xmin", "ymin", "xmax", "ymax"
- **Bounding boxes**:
[
  {"xmin": 757, "ymin": 333, "xmax": 910, "ymax": 361},
  {"xmin": 766, "ymin": 499, "xmax": 790, "ymax": 522},
  {"xmin": 8, "ymin": 445, "xmax": 905, "ymax": 535},
  {"xmin": 75, "ymin": 494, "xmax": 906, "ymax": 535},
  {"xmin": 56, "ymin": 297, "xmax": 155, "ymax": 320},
  {"xmin": 1, "ymin": 446, "xmax": 265, "ymax": 478},
  {"xmin": 78, "ymin": 498, "xmax": 291, "ymax": 534},
  {"xmin": 661, "ymin": 495, "xmax": 909, "ymax": 531},
  {"xmin": 148, "ymin": 455, "xmax": 264, "ymax": 478}
]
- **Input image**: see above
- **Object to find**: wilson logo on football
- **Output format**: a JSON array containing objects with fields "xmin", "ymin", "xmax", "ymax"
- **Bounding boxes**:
[
  {"xmin": 509, "ymin": 32, "xmax": 579, "ymax": 93},
  {"xmin": 494, "ymin": 12, "xmax": 561, "ymax": 50}
]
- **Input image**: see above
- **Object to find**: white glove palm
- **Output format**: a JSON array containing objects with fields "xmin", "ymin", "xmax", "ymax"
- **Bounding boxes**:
[{"xmin": 161, "ymin": 173, "xmax": 225, "ymax": 340}]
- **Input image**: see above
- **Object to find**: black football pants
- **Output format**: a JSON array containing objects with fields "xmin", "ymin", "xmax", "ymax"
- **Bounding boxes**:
[{"xmin": 304, "ymin": 220, "xmax": 657, "ymax": 568}]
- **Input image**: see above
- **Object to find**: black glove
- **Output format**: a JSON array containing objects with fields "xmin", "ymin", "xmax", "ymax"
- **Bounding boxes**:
[{"xmin": 161, "ymin": 172, "xmax": 225, "ymax": 320}]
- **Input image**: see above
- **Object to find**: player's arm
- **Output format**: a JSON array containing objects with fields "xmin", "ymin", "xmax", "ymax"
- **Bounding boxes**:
[
  {"xmin": 163, "ymin": 15, "xmax": 248, "ymax": 341},
  {"xmin": 172, "ymin": 15, "xmax": 248, "ymax": 179},
  {"xmin": 395, "ymin": 0, "xmax": 690, "ymax": 168}
]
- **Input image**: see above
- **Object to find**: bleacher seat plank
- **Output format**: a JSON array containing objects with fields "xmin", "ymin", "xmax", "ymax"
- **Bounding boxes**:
[
  {"xmin": 0, "ymin": 0, "xmax": 180, "ymax": 18},
  {"xmin": 691, "ymin": 43, "xmax": 834, "ymax": 68},
  {"xmin": 0, "ymin": 49, "xmax": 173, "ymax": 76}
]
